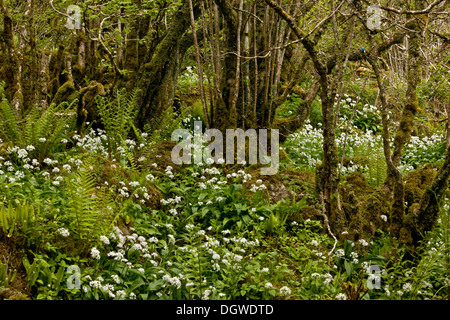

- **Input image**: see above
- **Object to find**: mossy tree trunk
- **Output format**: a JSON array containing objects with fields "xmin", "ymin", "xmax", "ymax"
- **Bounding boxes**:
[
  {"xmin": 386, "ymin": 1, "xmax": 426, "ymax": 241},
  {"xmin": 411, "ymin": 145, "xmax": 450, "ymax": 248},
  {"xmin": 0, "ymin": 0, "xmax": 23, "ymax": 117},
  {"xmin": 210, "ymin": 0, "xmax": 239, "ymax": 132},
  {"xmin": 264, "ymin": 0, "xmax": 342, "ymax": 230},
  {"xmin": 133, "ymin": 0, "xmax": 201, "ymax": 130},
  {"xmin": 367, "ymin": 1, "xmax": 446, "ymax": 254}
]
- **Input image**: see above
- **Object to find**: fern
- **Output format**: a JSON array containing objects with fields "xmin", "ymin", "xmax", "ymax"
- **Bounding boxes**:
[
  {"xmin": 145, "ymin": 105, "xmax": 190, "ymax": 145},
  {"xmin": 26, "ymin": 101, "xmax": 77, "ymax": 161},
  {"xmin": 96, "ymin": 88, "xmax": 140, "ymax": 158},
  {"xmin": 0, "ymin": 82, "xmax": 22, "ymax": 146},
  {"xmin": 67, "ymin": 160, "xmax": 97, "ymax": 243},
  {"xmin": 354, "ymin": 136, "xmax": 387, "ymax": 186},
  {"xmin": 0, "ymin": 81, "xmax": 76, "ymax": 160},
  {"xmin": 66, "ymin": 158, "xmax": 114, "ymax": 245}
]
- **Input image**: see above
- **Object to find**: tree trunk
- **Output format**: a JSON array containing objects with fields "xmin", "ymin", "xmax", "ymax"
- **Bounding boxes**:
[
  {"xmin": 133, "ymin": 0, "xmax": 200, "ymax": 129},
  {"xmin": 264, "ymin": 0, "xmax": 341, "ymax": 229},
  {"xmin": 211, "ymin": 0, "xmax": 239, "ymax": 132},
  {"xmin": 386, "ymin": 1, "xmax": 426, "ymax": 240},
  {"xmin": 0, "ymin": 0, "xmax": 23, "ymax": 117}
]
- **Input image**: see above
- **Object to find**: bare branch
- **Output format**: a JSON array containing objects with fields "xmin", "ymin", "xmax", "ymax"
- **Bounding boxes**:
[{"xmin": 362, "ymin": 0, "xmax": 447, "ymax": 15}]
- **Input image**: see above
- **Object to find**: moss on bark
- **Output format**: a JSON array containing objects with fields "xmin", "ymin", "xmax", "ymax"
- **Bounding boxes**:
[{"xmin": 51, "ymin": 80, "xmax": 77, "ymax": 106}]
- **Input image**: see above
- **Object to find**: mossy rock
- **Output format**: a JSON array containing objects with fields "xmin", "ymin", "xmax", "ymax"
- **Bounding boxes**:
[
  {"xmin": 89, "ymin": 154, "xmax": 163, "ymax": 210},
  {"xmin": 339, "ymin": 173, "xmax": 379, "ymax": 240},
  {"xmin": 136, "ymin": 140, "xmax": 182, "ymax": 173},
  {"xmin": 403, "ymin": 163, "xmax": 438, "ymax": 208},
  {"xmin": 51, "ymin": 80, "xmax": 78, "ymax": 106},
  {"xmin": 342, "ymin": 172, "xmax": 375, "ymax": 197},
  {"xmin": 82, "ymin": 81, "xmax": 106, "ymax": 122}
]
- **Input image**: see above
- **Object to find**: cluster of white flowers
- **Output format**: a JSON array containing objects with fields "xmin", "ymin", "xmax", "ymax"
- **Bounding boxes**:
[
  {"xmin": 202, "ymin": 167, "xmax": 221, "ymax": 175},
  {"xmin": 350, "ymin": 251, "xmax": 359, "ymax": 263},
  {"xmin": 335, "ymin": 249, "xmax": 345, "ymax": 258},
  {"xmin": 118, "ymin": 186, "xmax": 130, "ymax": 198},
  {"xmin": 226, "ymin": 169, "xmax": 252, "ymax": 182},
  {"xmin": 402, "ymin": 282, "xmax": 412, "ymax": 292},
  {"xmin": 91, "ymin": 247, "xmax": 101, "ymax": 260},
  {"xmin": 280, "ymin": 286, "xmax": 291, "ymax": 295},
  {"xmin": 160, "ymin": 196, "xmax": 182, "ymax": 205},
  {"xmin": 73, "ymin": 130, "xmax": 108, "ymax": 156},
  {"xmin": 165, "ymin": 166, "xmax": 174, "ymax": 179},
  {"xmin": 401, "ymin": 133, "xmax": 445, "ymax": 172},
  {"xmin": 336, "ymin": 293, "xmax": 347, "ymax": 300},
  {"xmin": 249, "ymin": 182, "xmax": 267, "ymax": 193},
  {"xmin": 17, "ymin": 148, "xmax": 28, "ymax": 159},
  {"xmin": 162, "ymin": 274, "xmax": 182, "ymax": 289},
  {"xmin": 88, "ymin": 276, "xmax": 117, "ymax": 298},
  {"xmin": 57, "ymin": 228, "xmax": 70, "ymax": 237},
  {"xmin": 100, "ymin": 235, "xmax": 110, "ymax": 245},
  {"xmin": 358, "ymin": 239, "xmax": 369, "ymax": 247},
  {"xmin": 129, "ymin": 181, "xmax": 140, "ymax": 188}
]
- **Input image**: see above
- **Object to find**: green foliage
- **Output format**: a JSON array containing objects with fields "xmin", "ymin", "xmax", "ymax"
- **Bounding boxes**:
[
  {"xmin": 276, "ymin": 93, "xmax": 302, "ymax": 119},
  {"xmin": 0, "ymin": 82, "xmax": 21, "ymax": 146},
  {"xmin": 66, "ymin": 158, "xmax": 114, "ymax": 245},
  {"xmin": 144, "ymin": 105, "xmax": 191, "ymax": 145},
  {"xmin": 0, "ymin": 81, "xmax": 77, "ymax": 161},
  {"xmin": 23, "ymin": 252, "xmax": 83, "ymax": 300},
  {"xmin": 400, "ymin": 134, "xmax": 446, "ymax": 172},
  {"xmin": 95, "ymin": 88, "xmax": 140, "ymax": 158},
  {"xmin": 0, "ymin": 262, "xmax": 17, "ymax": 290},
  {"xmin": 339, "ymin": 95, "xmax": 381, "ymax": 134},
  {"xmin": 263, "ymin": 197, "xmax": 308, "ymax": 235},
  {"xmin": 353, "ymin": 135, "xmax": 387, "ymax": 186},
  {"xmin": 309, "ymin": 99, "xmax": 323, "ymax": 128},
  {"xmin": 0, "ymin": 200, "xmax": 36, "ymax": 237}
]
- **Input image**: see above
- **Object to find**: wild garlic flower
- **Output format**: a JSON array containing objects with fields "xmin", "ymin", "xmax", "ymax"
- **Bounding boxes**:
[
  {"xmin": 280, "ymin": 286, "xmax": 291, "ymax": 295},
  {"xmin": 91, "ymin": 247, "xmax": 101, "ymax": 260},
  {"xmin": 100, "ymin": 235, "xmax": 110, "ymax": 245},
  {"xmin": 57, "ymin": 228, "xmax": 70, "ymax": 237},
  {"xmin": 336, "ymin": 293, "xmax": 347, "ymax": 300}
]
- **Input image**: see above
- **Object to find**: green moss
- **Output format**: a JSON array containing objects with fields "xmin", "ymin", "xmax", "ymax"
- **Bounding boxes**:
[
  {"xmin": 404, "ymin": 164, "xmax": 438, "ymax": 209},
  {"xmin": 137, "ymin": 140, "xmax": 182, "ymax": 174},
  {"xmin": 341, "ymin": 173, "xmax": 383, "ymax": 240},
  {"xmin": 51, "ymin": 80, "xmax": 77, "ymax": 106}
]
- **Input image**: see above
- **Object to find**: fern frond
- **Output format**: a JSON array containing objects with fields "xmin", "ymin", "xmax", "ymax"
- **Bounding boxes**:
[
  {"xmin": 67, "ymin": 160, "xmax": 97, "ymax": 243},
  {"xmin": 96, "ymin": 88, "xmax": 140, "ymax": 158},
  {"xmin": 0, "ymin": 82, "xmax": 22, "ymax": 146}
]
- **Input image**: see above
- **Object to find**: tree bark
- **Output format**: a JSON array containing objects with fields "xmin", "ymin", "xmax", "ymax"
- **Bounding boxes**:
[
  {"xmin": 133, "ymin": 0, "xmax": 200, "ymax": 129},
  {"xmin": 264, "ymin": 0, "xmax": 341, "ymax": 229},
  {"xmin": 0, "ymin": 0, "xmax": 23, "ymax": 117}
]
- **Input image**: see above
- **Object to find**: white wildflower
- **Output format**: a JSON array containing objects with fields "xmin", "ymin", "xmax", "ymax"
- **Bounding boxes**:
[
  {"xmin": 280, "ymin": 286, "xmax": 291, "ymax": 295},
  {"xmin": 57, "ymin": 228, "xmax": 70, "ymax": 237},
  {"xmin": 91, "ymin": 247, "xmax": 101, "ymax": 260}
]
